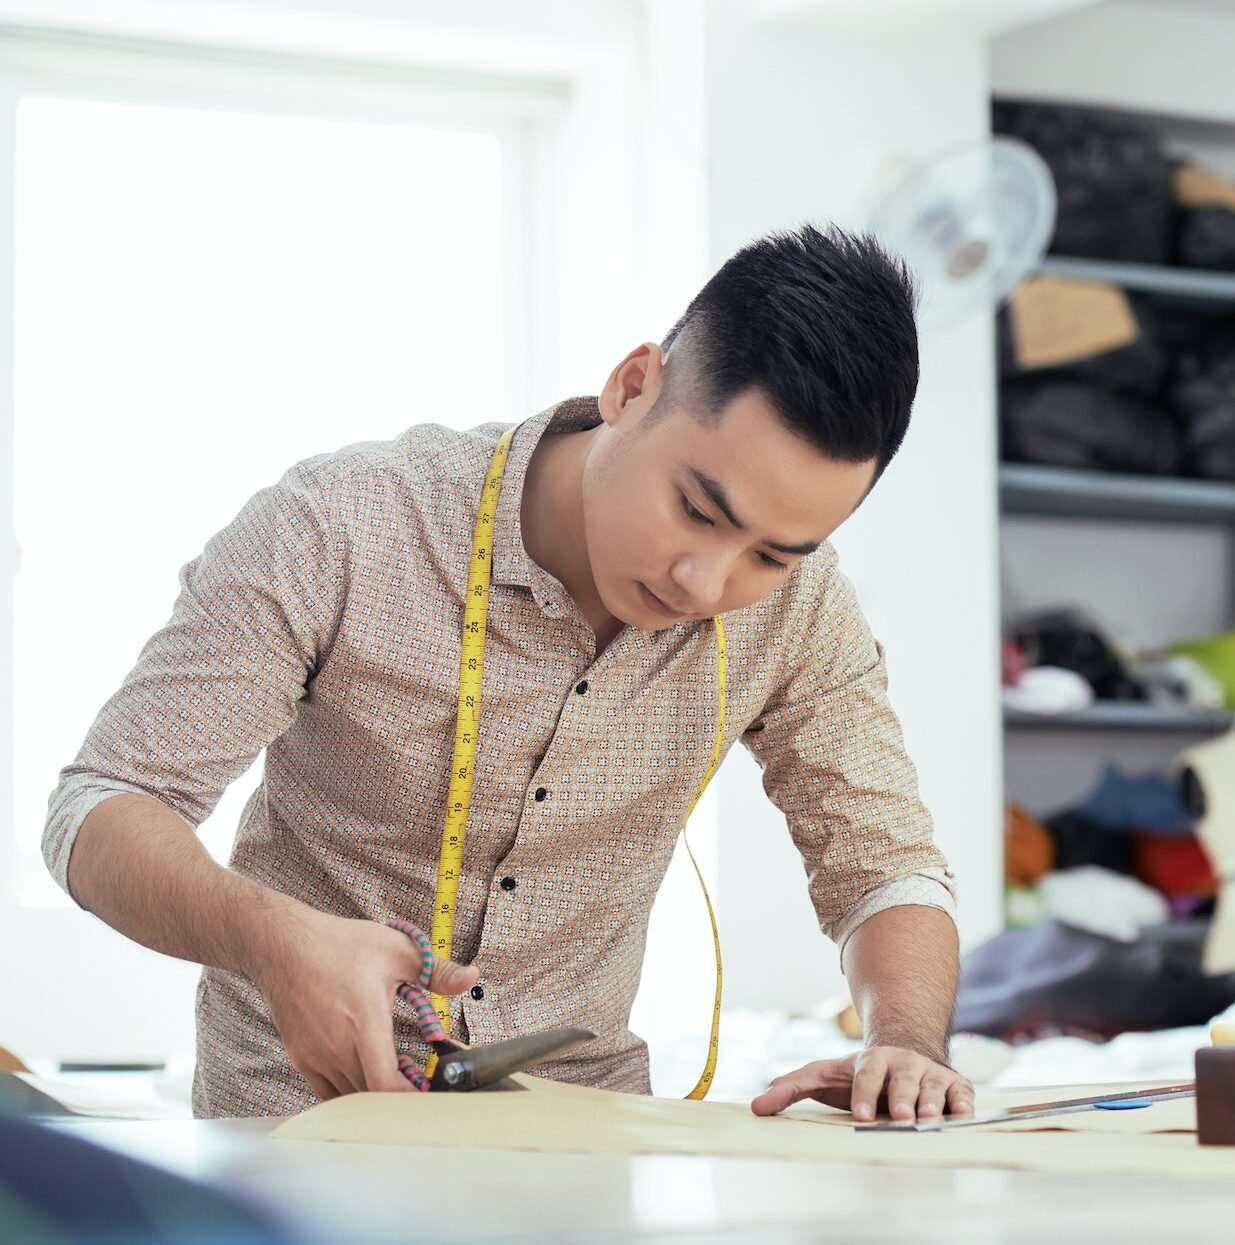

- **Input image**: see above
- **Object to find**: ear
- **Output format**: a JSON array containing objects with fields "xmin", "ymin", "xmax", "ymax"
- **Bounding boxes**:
[{"xmin": 598, "ymin": 343, "xmax": 664, "ymax": 428}]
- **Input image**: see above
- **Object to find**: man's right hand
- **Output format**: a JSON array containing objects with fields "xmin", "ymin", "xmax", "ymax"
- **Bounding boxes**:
[
  {"xmin": 68, "ymin": 795, "xmax": 476, "ymax": 1101},
  {"xmin": 250, "ymin": 908, "xmax": 479, "ymax": 1100}
]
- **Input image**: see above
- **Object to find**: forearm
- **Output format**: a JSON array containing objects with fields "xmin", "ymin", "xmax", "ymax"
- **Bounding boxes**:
[
  {"xmin": 67, "ymin": 792, "xmax": 308, "ymax": 981},
  {"xmin": 841, "ymin": 904, "xmax": 959, "ymax": 1065}
]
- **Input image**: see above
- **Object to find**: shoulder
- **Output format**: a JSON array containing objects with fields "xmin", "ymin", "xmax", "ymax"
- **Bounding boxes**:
[
  {"xmin": 723, "ymin": 541, "xmax": 874, "ymax": 685},
  {"xmin": 282, "ymin": 419, "xmax": 514, "ymax": 520},
  {"xmin": 727, "ymin": 540, "xmax": 846, "ymax": 640}
]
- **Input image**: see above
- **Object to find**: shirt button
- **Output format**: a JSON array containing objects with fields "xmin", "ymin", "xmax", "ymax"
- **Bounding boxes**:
[
  {"xmin": 534, "ymin": 787, "xmax": 547, "ymax": 802},
  {"xmin": 575, "ymin": 680, "xmax": 588, "ymax": 695},
  {"xmin": 500, "ymin": 876, "xmax": 517, "ymax": 891},
  {"xmin": 470, "ymin": 985, "xmax": 485, "ymax": 1000}
]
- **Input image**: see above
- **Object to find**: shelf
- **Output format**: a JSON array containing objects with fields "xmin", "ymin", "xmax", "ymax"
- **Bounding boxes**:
[
  {"xmin": 999, "ymin": 463, "xmax": 1235, "ymax": 524},
  {"xmin": 1038, "ymin": 256, "xmax": 1235, "ymax": 306},
  {"xmin": 1004, "ymin": 703, "xmax": 1234, "ymax": 732}
]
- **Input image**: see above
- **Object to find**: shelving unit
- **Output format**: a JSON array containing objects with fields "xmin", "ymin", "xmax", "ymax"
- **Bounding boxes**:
[
  {"xmin": 1038, "ymin": 256, "xmax": 1235, "ymax": 307},
  {"xmin": 998, "ymin": 250, "xmax": 1235, "ymax": 814},
  {"xmin": 1004, "ymin": 703, "xmax": 1234, "ymax": 732},
  {"xmin": 1000, "ymin": 351, "xmax": 1235, "ymax": 754},
  {"xmin": 1000, "ymin": 462, "xmax": 1235, "ymax": 525}
]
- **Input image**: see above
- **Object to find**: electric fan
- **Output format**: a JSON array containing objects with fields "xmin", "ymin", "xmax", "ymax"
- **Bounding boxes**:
[{"xmin": 869, "ymin": 136, "xmax": 1057, "ymax": 329}]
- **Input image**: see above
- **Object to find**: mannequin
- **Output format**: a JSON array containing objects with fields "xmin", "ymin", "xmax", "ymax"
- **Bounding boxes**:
[{"xmin": 1177, "ymin": 721, "xmax": 1235, "ymax": 975}]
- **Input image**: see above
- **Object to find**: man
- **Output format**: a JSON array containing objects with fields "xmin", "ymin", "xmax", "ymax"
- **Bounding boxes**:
[{"xmin": 44, "ymin": 223, "xmax": 974, "ymax": 1123}]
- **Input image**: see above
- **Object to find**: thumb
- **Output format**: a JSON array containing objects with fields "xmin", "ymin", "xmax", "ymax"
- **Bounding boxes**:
[
  {"xmin": 428, "ymin": 956, "xmax": 480, "ymax": 996},
  {"xmin": 750, "ymin": 1079, "xmax": 802, "ymax": 1117}
]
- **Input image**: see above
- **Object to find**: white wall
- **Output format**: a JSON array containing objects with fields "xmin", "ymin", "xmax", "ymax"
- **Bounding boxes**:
[
  {"xmin": 702, "ymin": 2, "xmax": 1006, "ymax": 1012},
  {"xmin": 993, "ymin": 0, "xmax": 1235, "ymax": 123}
]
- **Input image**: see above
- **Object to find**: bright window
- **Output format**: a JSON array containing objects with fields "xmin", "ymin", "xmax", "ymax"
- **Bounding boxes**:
[{"xmin": 13, "ymin": 94, "xmax": 511, "ymax": 902}]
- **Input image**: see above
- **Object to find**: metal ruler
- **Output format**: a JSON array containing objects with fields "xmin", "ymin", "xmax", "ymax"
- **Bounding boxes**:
[{"xmin": 856, "ymin": 1082, "xmax": 1196, "ymax": 1132}]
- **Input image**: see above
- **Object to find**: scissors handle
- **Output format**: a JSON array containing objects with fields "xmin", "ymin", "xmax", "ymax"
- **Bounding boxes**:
[{"xmin": 386, "ymin": 918, "xmax": 448, "ymax": 1091}]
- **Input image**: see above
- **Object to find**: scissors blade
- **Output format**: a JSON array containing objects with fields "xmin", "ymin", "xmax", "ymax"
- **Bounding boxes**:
[{"xmin": 430, "ymin": 1026, "xmax": 596, "ymax": 1092}]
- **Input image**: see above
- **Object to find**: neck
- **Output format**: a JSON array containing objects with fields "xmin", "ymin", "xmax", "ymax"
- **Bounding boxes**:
[{"xmin": 521, "ymin": 425, "xmax": 618, "ymax": 639}]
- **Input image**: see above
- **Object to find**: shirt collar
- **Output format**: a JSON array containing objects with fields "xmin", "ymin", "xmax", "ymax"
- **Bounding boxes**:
[{"xmin": 490, "ymin": 395, "xmax": 602, "ymax": 599}]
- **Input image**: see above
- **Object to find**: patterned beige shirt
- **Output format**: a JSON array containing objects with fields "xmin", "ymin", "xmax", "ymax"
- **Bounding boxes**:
[{"xmin": 44, "ymin": 396, "xmax": 956, "ymax": 1118}]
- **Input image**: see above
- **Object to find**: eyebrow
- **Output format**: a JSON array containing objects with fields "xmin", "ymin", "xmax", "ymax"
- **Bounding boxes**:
[{"xmin": 686, "ymin": 467, "xmax": 820, "ymax": 556}]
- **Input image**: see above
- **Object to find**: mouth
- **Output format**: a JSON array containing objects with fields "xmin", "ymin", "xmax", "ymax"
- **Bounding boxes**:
[{"xmin": 638, "ymin": 581, "xmax": 688, "ymax": 620}]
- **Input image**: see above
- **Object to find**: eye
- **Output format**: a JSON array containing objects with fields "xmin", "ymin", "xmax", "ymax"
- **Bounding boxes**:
[
  {"xmin": 757, "ymin": 551, "xmax": 787, "ymax": 570},
  {"xmin": 681, "ymin": 495, "xmax": 712, "ymax": 526}
]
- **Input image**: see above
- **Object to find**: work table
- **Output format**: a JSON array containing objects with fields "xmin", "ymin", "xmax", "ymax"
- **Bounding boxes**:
[{"xmin": 49, "ymin": 1111, "xmax": 1235, "ymax": 1245}]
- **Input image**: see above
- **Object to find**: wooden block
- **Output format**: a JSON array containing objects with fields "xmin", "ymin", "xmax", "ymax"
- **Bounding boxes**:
[{"xmin": 1196, "ymin": 1047, "xmax": 1235, "ymax": 1146}]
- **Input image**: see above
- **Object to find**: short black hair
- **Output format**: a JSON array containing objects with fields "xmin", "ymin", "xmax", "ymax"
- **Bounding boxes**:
[{"xmin": 658, "ymin": 223, "xmax": 919, "ymax": 482}]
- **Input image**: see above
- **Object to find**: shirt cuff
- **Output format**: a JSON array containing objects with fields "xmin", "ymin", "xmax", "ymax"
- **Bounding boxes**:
[
  {"xmin": 830, "ymin": 867, "xmax": 958, "ymax": 958},
  {"xmin": 42, "ymin": 773, "xmax": 162, "ymax": 896}
]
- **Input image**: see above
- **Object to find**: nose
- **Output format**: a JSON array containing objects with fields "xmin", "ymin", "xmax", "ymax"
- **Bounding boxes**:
[{"xmin": 669, "ymin": 553, "xmax": 728, "ymax": 612}]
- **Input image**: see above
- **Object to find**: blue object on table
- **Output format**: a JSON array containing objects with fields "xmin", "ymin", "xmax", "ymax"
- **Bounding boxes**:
[{"xmin": 1093, "ymin": 1098, "xmax": 1154, "ymax": 1110}]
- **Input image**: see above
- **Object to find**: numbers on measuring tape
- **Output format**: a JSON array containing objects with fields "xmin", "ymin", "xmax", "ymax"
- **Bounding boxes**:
[
  {"xmin": 428, "ymin": 430, "xmax": 512, "ymax": 1042},
  {"xmin": 427, "ymin": 431, "xmax": 725, "ymax": 1098}
]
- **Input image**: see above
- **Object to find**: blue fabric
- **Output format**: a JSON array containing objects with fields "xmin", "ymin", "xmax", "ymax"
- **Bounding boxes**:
[{"xmin": 1073, "ymin": 764, "xmax": 1193, "ymax": 835}]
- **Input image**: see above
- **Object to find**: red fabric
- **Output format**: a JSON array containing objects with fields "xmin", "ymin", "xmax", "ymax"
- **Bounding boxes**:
[
  {"xmin": 1134, "ymin": 832, "xmax": 1216, "ymax": 897},
  {"xmin": 1001, "ymin": 640, "xmax": 1028, "ymax": 687}
]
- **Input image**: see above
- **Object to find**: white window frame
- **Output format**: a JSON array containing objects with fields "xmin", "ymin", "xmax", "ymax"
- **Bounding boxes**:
[
  {"xmin": 0, "ymin": 24, "xmax": 571, "ymax": 1062},
  {"xmin": 0, "ymin": 9, "xmax": 704, "ymax": 1074}
]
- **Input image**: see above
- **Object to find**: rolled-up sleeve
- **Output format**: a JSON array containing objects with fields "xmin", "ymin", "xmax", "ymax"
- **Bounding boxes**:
[
  {"xmin": 742, "ymin": 557, "xmax": 956, "ymax": 955},
  {"xmin": 43, "ymin": 460, "xmax": 348, "ymax": 894}
]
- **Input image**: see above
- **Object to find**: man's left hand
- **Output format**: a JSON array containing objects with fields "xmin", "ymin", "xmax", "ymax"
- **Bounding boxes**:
[{"xmin": 749, "ymin": 1046, "xmax": 975, "ymax": 1122}]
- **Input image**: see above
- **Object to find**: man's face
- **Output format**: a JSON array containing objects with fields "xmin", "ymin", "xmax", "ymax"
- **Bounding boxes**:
[{"xmin": 582, "ymin": 349, "xmax": 878, "ymax": 628}]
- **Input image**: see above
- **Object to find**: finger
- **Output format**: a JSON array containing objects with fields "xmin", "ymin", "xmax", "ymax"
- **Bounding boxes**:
[
  {"xmin": 750, "ymin": 1061, "xmax": 846, "ymax": 1117},
  {"xmin": 289, "ymin": 1048, "xmax": 349, "ymax": 1102},
  {"xmin": 356, "ymin": 1027, "xmax": 413, "ymax": 1094},
  {"xmin": 914, "ymin": 1069, "xmax": 953, "ymax": 1119},
  {"xmin": 849, "ymin": 1051, "xmax": 890, "ymax": 1122},
  {"xmin": 750, "ymin": 1076, "xmax": 807, "ymax": 1117},
  {"xmin": 384, "ymin": 919, "xmax": 478, "ymax": 996},
  {"xmin": 427, "ymin": 955, "xmax": 480, "ymax": 997},
  {"xmin": 945, "ymin": 1076, "xmax": 977, "ymax": 1117},
  {"xmin": 330, "ymin": 1065, "xmax": 362, "ymax": 1096},
  {"xmin": 302, "ymin": 1069, "xmax": 342, "ymax": 1102},
  {"xmin": 885, "ymin": 1064, "xmax": 925, "ymax": 1121}
]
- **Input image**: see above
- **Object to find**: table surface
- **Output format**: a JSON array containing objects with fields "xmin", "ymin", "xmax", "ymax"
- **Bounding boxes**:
[{"xmin": 47, "ymin": 1106, "xmax": 1235, "ymax": 1245}]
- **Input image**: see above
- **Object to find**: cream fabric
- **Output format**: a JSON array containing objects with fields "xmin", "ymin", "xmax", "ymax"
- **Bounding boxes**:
[{"xmin": 272, "ymin": 1077, "xmax": 1235, "ymax": 1180}]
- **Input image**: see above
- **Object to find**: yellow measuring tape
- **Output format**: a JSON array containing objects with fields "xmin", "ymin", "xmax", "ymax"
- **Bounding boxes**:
[{"xmin": 427, "ymin": 429, "xmax": 729, "ymax": 1098}]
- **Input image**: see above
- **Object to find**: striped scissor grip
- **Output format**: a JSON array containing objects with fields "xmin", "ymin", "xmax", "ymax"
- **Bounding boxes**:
[{"xmin": 386, "ymin": 918, "xmax": 446, "ymax": 1092}]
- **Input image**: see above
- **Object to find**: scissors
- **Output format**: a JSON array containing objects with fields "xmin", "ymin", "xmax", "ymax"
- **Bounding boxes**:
[{"xmin": 386, "ymin": 918, "xmax": 595, "ymax": 1092}]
